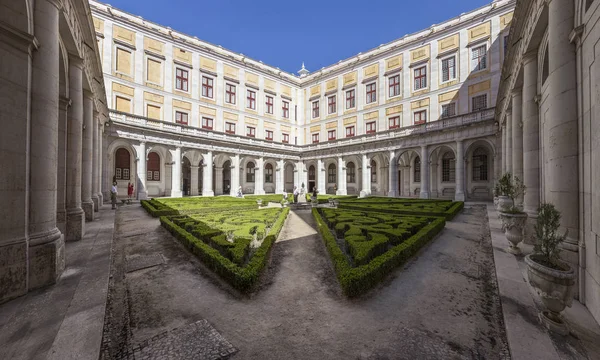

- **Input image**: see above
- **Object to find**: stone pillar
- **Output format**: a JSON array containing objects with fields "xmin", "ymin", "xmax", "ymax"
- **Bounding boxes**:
[
  {"xmin": 547, "ymin": 0, "xmax": 579, "ymax": 267},
  {"xmin": 501, "ymin": 124, "xmax": 507, "ymax": 173},
  {"xmin": 91, "ymin": 113, "xmax": 99, "ymax": 211},
  {"xmin": 337, "ymin": 157, "xmax": 347, "ymax": 195},
  {"xmin": 97, "ymin": 122, "xmax": 104, "ymax": 206},
  {"xmin": 190, "ymin": 165, "xmax": 199, "ymax": 196},
  {"xmin": 388, "ymin": 151, "xmax": 398, "ymax": 197},
  {"xmin": 28, "ymin": 0, "xmax": 65, "ymax": 290},
  {"xmin": 202, "ymin": 151, "xmax": 214, "ymax": 197},
  {"xmin": 456, "ymin": 140, "xmax": 465, "ymax": 201},
  {"xmin": 65, "ymin": 56, "xmax": 85, "ymax": 242},
  {"xmin": 506, "ymin": 112, "xmax": 513, "ymax": 174},
  {"xmin": 164, "ymin": 163, "xmax": 172, "ymax": 196},
  {"xmin": 430, "ymin": 162, "xmax": 439, "ymax": 198},
  {"xmin": 276, "ymin": 159, "xmax": 284, "ymax": 194},
  {"xmin": 360, "ymin": 154, "xmax": 371, "ymax": 197},
  {"xmin": 317, "ymin": 159, "xmax": 326, "ymax": 194},
  {"xmin": 230, "ymin": 154, "xmax": 240, "ymax": 196},
  {"xmin": 511, "ymin": 90, "xmax": 524, "ymax": 187},
  {"xmin": 419, "ymin": 146, "xmax": 430, "ymax": 199},
  {"xmin": 136, "ymin": 142, "xmax": 148, "ymax": 200},
  {"xmin": 57, "ymin": 97, "xmax": 70, "ymax": 233},
  {"xmin": 254, "ymin": 157, "xmax": 265, "ymax": 195},
  {"xmin": 81, "ymin": 91, "xmax": 94, "ymax": 221},
  {"xmin": 170, "ymin": 147, "xmax": 183, "ymax": 197},
  {"xmin": 522, "ymin": 52, "xmax": 541, "ymax": 244},
  {"xmin": 215, "ymin": 167, "xmax": 224, "ymax": 195},
  {"xmin": 403, "ymin": 166, "xmax": 411, "ymax": 196}
]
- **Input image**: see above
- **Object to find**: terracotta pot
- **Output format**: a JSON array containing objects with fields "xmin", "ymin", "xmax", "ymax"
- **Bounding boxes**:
[{"xmin": 499, "ymin": 212, "xmax": 527, "ymax": 254}]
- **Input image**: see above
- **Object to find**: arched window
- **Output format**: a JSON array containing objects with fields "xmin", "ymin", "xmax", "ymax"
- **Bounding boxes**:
[
  {"xmin": 370, "ymin": 159, "xmax": 377, "ymax": 183},
  {"xmin": 309, "ymin": 165, "xmax": 316, "ymax": 181},
  {"xmin": 265, "ymin": 163, "xmax": 273, "ymax": 183},
  {"xmin": 472, "ymin": 147, "xmax": 488, "ymax": 181},
  {"xmin": 147, "ymin": 152, "xmax": 160, "ymax": 181},
  {"xmin": 246, "ymin": 162, "xmax": 255, "ymax": 182},
  {"xmin": 328, "ymin": 163, "xmax": 336, "ymax": 183},
  {"xmin": 414, "ymin": 156, "xmax": 421, "ymax": 183},
  {"xmin": 346, "ymin": 162, "xmax": 356, "ymax": 183},
  {"xmin": 442, "ymin": 152, "xmax": 455, "ymax": 182},
  {"xmin": 115, "ymin": 148, "xmax": 130, "ymax": 180}
]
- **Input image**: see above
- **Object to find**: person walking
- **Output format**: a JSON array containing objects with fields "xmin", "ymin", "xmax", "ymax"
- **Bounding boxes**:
[
  {"xmin": 111, "ymin": 182, "xmax": 118, "ymax": 209},
  {"xmin": 127, "ymin": 182, "xmax": 134, "ymax": 204},
  {"xmin": 293, "ymin": 186, "xmax": 299, "ymax": 203}
]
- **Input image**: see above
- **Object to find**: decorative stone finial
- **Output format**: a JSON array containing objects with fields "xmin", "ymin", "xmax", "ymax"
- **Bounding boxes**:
[{"xmin": 298, "ymin": 62, "xmax": 309, "ymax": 77}]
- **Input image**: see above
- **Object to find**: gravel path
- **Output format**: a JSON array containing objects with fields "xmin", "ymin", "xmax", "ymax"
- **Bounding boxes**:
[{"xmin": 102, "ymin": 205, "xmax": 508, "ymax": 359}]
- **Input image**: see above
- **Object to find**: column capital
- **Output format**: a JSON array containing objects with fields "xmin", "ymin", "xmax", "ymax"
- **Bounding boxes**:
[
  {"xmin": 569, "ymin": 24, "xmax": 585, "ymax": 45},
  {"xmin": 68, "ymin": 54, "xmax": 84, "ymax": 69},
  {"xmin": 83, "ymin": 89, "xmax": 94, "ymax": 100},
  {"xmin": 522, "ymin": 50, "xmax": 538, "ymax": 65},
  {"xmin": 46, "ymin": 0, "xmax": 62, "ymax": 10},
  {"xmin": 59, "ymin": 96, "xmax": 72, "ymax": 110},
  {"xmin": 510, "ymin": 88, "xmax": 523, "ymax": 97}
]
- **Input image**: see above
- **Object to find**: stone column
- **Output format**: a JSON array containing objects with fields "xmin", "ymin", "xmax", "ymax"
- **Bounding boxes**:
[
  {"xmin": 27, "ymin": 0, "xmax": 65, "ymax": 290},
  {"xmin": 506, "ymin": 112, "xmax": 513, "ymax": 174},
  {"xmin": 419, "ymin": 146, "xmax": 430, "ymax": 199},
  {"xmin": 81, "ymin": 91, "xmax": 94, "ymax": 221},
  {"xmin": 388, "ymin": 150, "xmax": 398, "ymax": 197},
  {"xmin": 276, "ymin": 159, "xmax": 284, "ymax": 194},
  {"xmin": 403, "ymin": 166, "xmax": 411, "ymax": 196},
  {"xmin": 164, "ymin": 163, "xmax": 172, "ymax": 196},
  {"xmin": 57, "ymin": 97, "xmax": 70, "ymax": 233},
  {"xmin": 170, "ymin": 147, "xmax": 182, "ymax": 197},
  {"xmin": 254, "ymin": 157, "xmax": 265, "ymax": 195},
  {"xmin": 190, "ymin": 165, "xmax": 199, "ymax": 196},
  {"xmin": 337, "ymin": 157, "xmax": 347, "ymax": 195},
  {"xmin": 317, "ymin": 159, "xmax": 326, "ymax": 194},
  {"xmin": 202, "ymin": 151, "xmax": 214, "ymax": 196},
  {"xmin": 215, "ymin": 167, "xmax": 224, "ymax": 195},
  {"xmin": 511, "ymin": 90, "xmax": 524, "ymax": 187},
  {"xmin": 430, "ymin": 162, "xmax": 439, "ymax": 198},
  {"xmin": 136, "ymin": 142, "xmax": 148, "ymax": 200},
  {"xmin": 547, "ymin": 0, "xmax": 579, "ymax": 258},
  {"xmin": 97, "ymin": 122, "xmax": 104, "ymax": 206},
  {"xmin": 455, "ymin": 140, "xmax": 465, "ymax": 201},
  {"xmin": 230, "ymin": 154, "xmax": 240, "ymax": 196},
  {"xmin": 522, "ymin": 52, "xmax": 541, "ymax": 244},
  {"xmin": 360, "ymin": 154, "xmax": 371, "ymax": 197},
  {"xmin": 91, "ymin": 113, "xmax": 99, "ymax": 211},
  {"xmin": 501, "ymin": 124, "xmax": 507, "ymax": 173},
  {"xmin": 65, "ymin": 56, "xmax": 85, "ymax": 242}
]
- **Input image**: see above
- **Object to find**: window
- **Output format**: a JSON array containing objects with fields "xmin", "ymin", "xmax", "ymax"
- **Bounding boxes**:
[
  {"xmin": 201, "ymin": 117, "xmax": 213, "ymax": 130},
  {"xmin": 346, "ymin": 89, "xmax": 355, "ymax": 109},
  {"xmin": 389, "ymin": 116, "xmax": 400, "ymax": 129},
  {"xmin": 282, "ymin": 133, "xmax": 289, "ymax": 143},
  {"xmin": 175, "ymin": 68, "xmax": 188, "ymax": 91},
  {"xmin": 472, "ymin": 94, "xmax": 488, "ymax": 111},
  {"xmin": 265, "ymin": 96, "xmax": 274, "ymax": 114},
  {"xmin": 473, "ymin": 148, "xmax": 488, "ymax": 181},
  {"xmin": 370, "ymin": 159, "xmax": 377, "ymax": 183},
  {"xmin": 225, "ymin": 84, "xmax": 236, "ymax": 104},
  {"xmin": 328, "ymin": 95, "xmax": 337, "ymax": 114},
  {"xmin": 328, "ymin": 129, "xmax": 336, "ymax": 141},
  {"xmin": 312, "ymin": 133, "xmax": 320, "ymax": 144},
  {"xmin": 200, "ymin": 76, "xmax": 213, "ymax": 99},
  {"xmin": 246, "ymin": 90, "xmax": 256, "ymax": 110},
  {"xmin": 414, "ymin": 110, "xmax": 427, "ymax": 125},
  {"xmin": 366, "ymin": 83, "xmax": 377, "ymax": 103},
  {"xmin": 441, "ymin": 56, "xmax": 456, "ymax": 82},
  {"xmin": 471, "ymin": 44, "xmax": 487, "ymax": 71},
  {"xmin": 442, "ymin": 152, "xmax": 455, "ymax": 182},
  {"xmin": 414, "ymin": 66, "xmax": 427, "ymax": 90},
  {"xmin": 365, "ymin": 121, "xmax": 376, "ymax": 134},
  {"xmin": 328, "ymin": 163, "xmax": 336, "ymax": 183},
  {"xmin": 115, "ymin": 148, "xmax": 130, "ymax": 180},
  {"xmin": 265, "ymin": 129, "xmax": 273, "ymax": 141},
  {"xmin": 146, "ymin": 58, "xmax": 162, "ymax": 84},
  {"xmin": 146, "ymin": 104, "xmax": 161, "ymax": 120},
  {"xmin": 115, "ymin": 96, "xmax": 131, "ymax": 113},
  {"xmin": 147, "ymin": 152, "xmax": 160, "ymax": 181},
  {"xmin": 175, "ymin": 111, "xmax": 188, "ymax": 125},
  {"xmin": 347, "ymin": 162, "xmax": 356, "ymax": 183},
  {"xmin": 246, "ymin": 126, "xmax": 255, "ymax": 137},
  {"xmin": 246, "ymin": 162, "xmax": 255, "ymax": 182},
  {"xmin": 414, "ymin": 156, "xmax": 421, "ymax": 183},
  {"xmin": 309, "ymin": 166, "xmax": 316, "ymax": 181},
  {"xmin": 441, "ymin": 103, "xmax": 456, "ymax": 118},
  {"xmin": 312, "ymin": 101, "xmax": 320, "ymax": 118},
  {"xmin": 346, "ymin": 126, "xmax": 355, "ymax": 137},
  {"xmin": 282, "ymin": 101, "xmax": 289, "ymax": 118},
  {"xmin": 389, "ymin": 75, "xmax": 401, "ymax": 97},
  {"xmin": 265, "ymin": 163, "xmax": 273, "ymax": 183},
  {"xmin": 225, "ymin": 122, "xmax": 236, "ymax": 134}
]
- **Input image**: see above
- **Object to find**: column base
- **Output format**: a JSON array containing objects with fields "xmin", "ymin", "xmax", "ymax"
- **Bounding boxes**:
[
  {"xmin": 97, "ymin": 192, "xmax": 104, "ymax": 207},
  {"xmin": 171, "ymin": 190, "xmax": 183, "ymax": 198},
  {"xmin": 202, "ymin": 190, "xmax": 214, "ymax": 197},
  {"xmin": 430, "ymin": 191, "xmax": 439, "ymax": 199},
  {"xmin": 336, "ymin": 190, "xmax": 347, "ymax": 196},
  {"xmin": 387, "ymin": 190, "xmax": 398, "ymax": 197},
  {"xmin": 28, "ymin": 230, "xmax": 65, "ymax": 291},
  {"xmin": 66, "ymin": 208, "xmax": 85, "ymax": 241},
  {"xmin": 420, "ymin": 191, "xmax": 430, "ymax": 199},
  {"xmin": 455, "ymin": 192, "xmax": 465, "ymax": 201},
  {"xmin": 82, "ymin": 200, "xmax": 95, "ymax": 221},
  {"xmin": 138, "ymin": 190, "xmax": 148, "ymax": 200},
  {"xmin": 57, "ymin": 208, "xmax": 67, "ymax": 234},
  {"xmin": 0, "ymin": 240, "xmax": 28, "ymax": 303},
  {"xmin": 359, "ymin": 190, "xmax": 371, "ymax": 198},
  {"xmin": 92, "ymin": 194, "xmax": 99, "ymax": 212}
]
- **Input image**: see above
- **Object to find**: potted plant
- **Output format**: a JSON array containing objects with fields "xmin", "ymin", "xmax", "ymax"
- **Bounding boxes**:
[
  {"xmin": 498, "ymin": 173, "xmax": 527, "ymax": 255},
  {"xmin": 525, "ymin": 203, "xmax": 575, "ymax": 335},
  {"xmin": 495, "ymin": 173, "xmax": 514, "ymax": 211}
]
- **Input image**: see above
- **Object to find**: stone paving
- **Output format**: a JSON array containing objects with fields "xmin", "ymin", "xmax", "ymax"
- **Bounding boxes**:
[{"xmin": 126, "ymin": 253, "xmax": 165, "ymax": 273}]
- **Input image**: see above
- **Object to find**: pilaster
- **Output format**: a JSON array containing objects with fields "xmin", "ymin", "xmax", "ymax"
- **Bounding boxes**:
[
  {"xmin": 419, "ymin": 146, "xmax": 430, "ymax": 199},
  {"xmin": 202, "ymin": 150, "xmax": 214, "ymax": 197},
  {"xmin": 81, "ymin": 90, "xmax": 95, "ymax": 221}
]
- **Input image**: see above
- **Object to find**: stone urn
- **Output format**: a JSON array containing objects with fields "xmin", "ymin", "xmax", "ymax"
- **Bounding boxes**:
[
  {"xmin": 256, "ymin": 199, "xmax": 263, "ymax": 206},
  {"xmin": 525, "ymin": 254, "xmax": 575, "ymax": 335},
  {"xmin": 493, "ymin": 196, "xmax": 499, "ymax": 208},
  {"xmin": 499, "ymin": 212, "xmax": 528, "ymax": 255},
  {"xmin": 496, "ymin": 196, "xmax": 513, "ymax": 212}
]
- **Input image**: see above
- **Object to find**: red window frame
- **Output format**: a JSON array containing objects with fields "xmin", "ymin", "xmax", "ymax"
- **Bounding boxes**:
[
  {"xmin": 201, "ymin": 117, "xmax": 213, "ymax": 130},
  {"xmin": 265, "ymin": 95, "xmax": 274, "ymax": 114},
  {"xmin": 175, "ymin": 111, "xmax": 188, "ymax": 125},
  {"xmin": 328, "ymin": 129, "xmax": 336, "ymax": 141},
  {"xmin": 312, "ymin": 133, "xmax": 319, "ymax": 144},
  {"xmin": 146, "ymin": 152, "xmax": 160, "ymax": 181},
  {"xmin": 414, "ymin": 110, "xmax": 427, "ymax": 125},
  {"xmin": 414, "ymin": 66, "xmax": 427, "ymax": 90},
  {"xmin": 365, "ymin": 121, "xmax": 376, "ymax": 134},
  {"xmin": 328, "ymin": 95, "xmax": 336, "ymax": 114},
  {"xmin": 346, "ymin": 89, "xmax": 355, "ymax": 109},
  {"xmin": 282, "ymin": 133, "xmax": 289, "ymax": 143},
  {"xmin": 312, "ymin": 101, "xmax": 319, "ymax": 118},
  {"xmin": 202, "ymin": 76, "xmax": 213, "ymax": 98},
  {"xmin": 389, "ymin": 116, "xmax": 400, "ymax": 129},
  {"xmin": 175, "ymin": 68, "xmax": 188, "ymax": 91},
  {"xmin": 345, "ymin": 126, "xmax": 355, "ymax": 137},
  {"xmin": 225, "ymin": 84, "xmax": 236, "ymax": 104},
  {"xmin": 282, "ymin": 101, "xmax": 289, "ymax": 118},
  {"xmin": 246, "ymin": 90, "xmax": 256, "ymax": 110},
  {"xmin": 225, "ymin": 122, "xmax": 236, "ymax": 134},
  {"xmin": 366, "ymin": 83, "xmax": 377, "ymax": 103},
  {"xmin": 265, "ymin": 129, "xmax": 273, "ymax": 141},
  {"xmin": 246, "ymin": 126, "xmax": 255, "ymax": 137},
  {"xmin": 388, "ymin": 75, "xmax": 400, "ymax": 97},
  {"xmin": 472, "ymin": 45, "xmax": 487, "ymax": 71}
]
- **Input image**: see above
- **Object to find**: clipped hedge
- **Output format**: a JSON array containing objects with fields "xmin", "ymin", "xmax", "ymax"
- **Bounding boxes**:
[
  {"xmin": 312, "ymin": 207, "xmax": 445, "ymax": 297},
  {"xmin": 161, "ymin": 207, "xmax": 289, "ymax": 292},
  {"xmin": 141, "ymin": 199, "xmax": 179, "ymax": 217},
  {"xmin": 338, "ymin": 200, "xmax": 463, "ymax": 220}
]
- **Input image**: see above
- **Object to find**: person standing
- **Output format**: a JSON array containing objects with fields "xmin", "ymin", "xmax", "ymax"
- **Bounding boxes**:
[
  {"xmin": 293, "ymin": 186, "xmax": 299, "ymax": 203},
  {"xmin": 127, "ymin": 182, "xmax": 134, "ymax": 204},
  {"xmin": 111, "ymin": 182, "xmax": 118, "ymax": 209}
]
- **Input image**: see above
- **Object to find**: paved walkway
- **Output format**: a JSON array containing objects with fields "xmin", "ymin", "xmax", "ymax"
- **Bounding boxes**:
[{"xmin": 0, "ymin": 205, "xmax": 115, "ymax": 360}]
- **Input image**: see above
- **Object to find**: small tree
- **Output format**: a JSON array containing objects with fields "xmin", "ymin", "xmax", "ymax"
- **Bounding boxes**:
[
  {"xmin": 534, "ymin": 203, "xmax": 567, "ymax": 265},
  {"xmin": 497, "ymin": 173, "xmax": 526, "ymax": 213}
]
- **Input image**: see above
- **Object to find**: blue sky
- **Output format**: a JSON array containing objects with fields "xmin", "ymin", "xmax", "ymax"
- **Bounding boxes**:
[{"xmin": 105, "ymin": 0, "xmax": 492, "ymax": 74}]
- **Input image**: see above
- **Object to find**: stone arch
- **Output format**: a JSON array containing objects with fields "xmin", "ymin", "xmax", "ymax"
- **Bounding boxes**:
[
  {"xmin": 429, "ymin": 144, "xmax": 456, "ymax": 198},
  {"xmin": 284, "ymin": 161, "xmax": 295, "ymax": 193},
  {"xmin": 212, "ymin": 153, "xmax": 232, "ymax": 195},
  {"xmin": 395, "ymin": 149, "xmax": 421, "ymax": 197},
  {"xmin": 465, "ymin": 138, "xmax": 495, "ymax": 200},
  {"xmin": 0, "ymin": 0, "xmax": 32, "ymax": 34}
]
